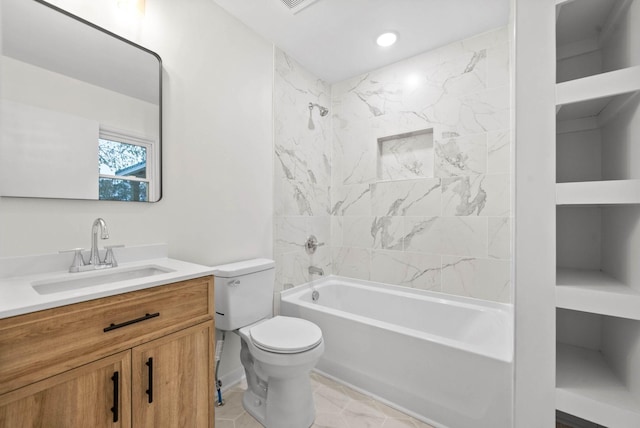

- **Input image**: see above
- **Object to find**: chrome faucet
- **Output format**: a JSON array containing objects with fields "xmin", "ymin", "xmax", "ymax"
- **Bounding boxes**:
[
  {"xmin": 61, "ymin": 218, "xmax": 122, "ymax": 272},
  {"xmin": 89, "ymin": 218, "xmax": 110, "ymax": 266},
  {"xmin": 308, "ymin": 266, "xmax": 324, "ymax": 276}
]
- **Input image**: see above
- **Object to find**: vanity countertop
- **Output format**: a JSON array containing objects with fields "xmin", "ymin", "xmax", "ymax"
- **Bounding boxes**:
[{"xmin": 0, "ymin": 244, "xmax": 216, "ymax": 319}]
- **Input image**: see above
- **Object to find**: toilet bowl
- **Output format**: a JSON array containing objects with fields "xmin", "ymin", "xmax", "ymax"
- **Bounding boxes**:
[
  {"xmin": 212, "ymin": 258, "xmax": 324, "ymax": 428},
  {"xmin": 238, "ymin": 316, "xmax": 324, "ymax": 428}
]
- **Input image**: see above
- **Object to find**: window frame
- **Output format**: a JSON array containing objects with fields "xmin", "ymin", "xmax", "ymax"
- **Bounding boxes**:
[{"xmin": 98, "ymin": 128, "xmax": 157, "ymax": 202}]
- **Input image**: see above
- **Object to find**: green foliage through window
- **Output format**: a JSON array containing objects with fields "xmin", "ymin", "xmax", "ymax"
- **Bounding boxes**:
[{"xmin": 99, "ymin": 137, "xmax": 149, "ymax": 201}]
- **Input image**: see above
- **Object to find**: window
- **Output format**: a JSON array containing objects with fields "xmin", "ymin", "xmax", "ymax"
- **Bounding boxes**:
[{"xmin": 98, "ymin": 130, "xmax": 155, "ymax": 202}]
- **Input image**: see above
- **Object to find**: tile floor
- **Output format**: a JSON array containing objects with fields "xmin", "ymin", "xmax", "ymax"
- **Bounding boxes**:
[{"xmin": 215, "ymin": 372, "xmax": 435, "ymax": 428}]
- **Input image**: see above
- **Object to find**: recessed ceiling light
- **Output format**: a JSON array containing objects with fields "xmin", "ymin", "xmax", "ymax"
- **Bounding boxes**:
[{"xmin": 376, "ymin": 32, "xmax": 397, "ymax": 47}]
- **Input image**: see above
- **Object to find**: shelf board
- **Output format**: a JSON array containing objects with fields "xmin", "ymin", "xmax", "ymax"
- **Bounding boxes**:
[
  {"xmin": 556, "ymin": 180, "xmax": 640, "ymax": 205},
  {"xmin": 556, "ymin": 66, "xmax": 640, "ymax": 107},
  {"xmin": 556, "ymin": 268, "xmax": 640, "ymax": 320},
  {"xmin": 557, "ymin": 343, "xmax": 640, "ymax": 428}
]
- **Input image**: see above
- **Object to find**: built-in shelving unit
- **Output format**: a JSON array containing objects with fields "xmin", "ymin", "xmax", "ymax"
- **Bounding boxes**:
[{"xmin": 555, "ymin": 0, "xmax": 640, "ymax": 425}]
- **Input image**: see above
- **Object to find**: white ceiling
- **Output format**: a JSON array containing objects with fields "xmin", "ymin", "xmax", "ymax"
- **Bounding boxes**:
[{"xmin": 212, "ymin": 0, "xmax": 510, "ymax": 83}]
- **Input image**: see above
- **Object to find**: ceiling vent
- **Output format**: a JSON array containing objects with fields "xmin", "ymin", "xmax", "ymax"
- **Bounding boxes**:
[{"xmin": 279, "ymin": 0, "xmax": 320, "ymax": 14}]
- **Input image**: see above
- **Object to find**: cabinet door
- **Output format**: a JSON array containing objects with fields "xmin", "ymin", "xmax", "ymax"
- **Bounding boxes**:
[
  {"xmin": 132, "ymin": 322, "xmax": 214, "ymax": 428},
  {"xmin": 0, "ymin": 351, "xmax": 131, "ymax": 428}
]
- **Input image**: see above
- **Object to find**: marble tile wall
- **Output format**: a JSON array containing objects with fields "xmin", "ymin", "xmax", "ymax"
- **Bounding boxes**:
[
  {"xmin": 273, "ymin": 49, "xmax": 332, "ymax": 294},
  {"xmin": 274, "ymin": 27, "xmax": 512, "ymax": 303},
  {"xmin": 330, "ymin": 27, "xmax": 512, "ymax": 303}
]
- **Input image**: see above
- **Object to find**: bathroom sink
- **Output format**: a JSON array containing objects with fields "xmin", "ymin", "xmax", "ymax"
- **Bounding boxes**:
[{"xmin": 31, "ymin": 265, "xmax": 175, "ymax": 295}]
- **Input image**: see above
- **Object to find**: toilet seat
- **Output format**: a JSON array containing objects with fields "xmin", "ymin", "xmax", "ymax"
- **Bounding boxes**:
[{"xmin": 249, "ymin": 316, "xmax": 322, "ymax": 354}]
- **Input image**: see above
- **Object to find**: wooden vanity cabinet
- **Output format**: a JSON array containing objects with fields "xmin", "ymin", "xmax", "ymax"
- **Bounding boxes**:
[
  {"xmin": 132, "ymin": 323, "xmax": 213, "ymax": 427},
  {"xmin": 0, "ymin": 351, "xmax": 132, "ymax": 428},
  {"xmin": 0, "ymin": 276, "xmax": 215, "ymax": 428}
]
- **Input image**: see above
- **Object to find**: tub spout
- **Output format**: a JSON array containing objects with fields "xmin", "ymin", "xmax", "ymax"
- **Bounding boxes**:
[{"xmin": 308, "ymin": 266, "xmax": 324, "ymax": 276}]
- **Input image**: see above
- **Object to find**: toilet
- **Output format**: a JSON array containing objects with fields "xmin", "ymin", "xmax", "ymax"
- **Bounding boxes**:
[{"xmin": 213, "ymin": 258, "xmax": 324, "ymax": 428}]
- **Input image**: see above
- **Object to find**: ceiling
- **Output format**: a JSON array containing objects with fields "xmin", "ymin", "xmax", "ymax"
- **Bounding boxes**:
[{"xmin": 212, "ymin": 0, "xmax": 510, "ymax": 83}]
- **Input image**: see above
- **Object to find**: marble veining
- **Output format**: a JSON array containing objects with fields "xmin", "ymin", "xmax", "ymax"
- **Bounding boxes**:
[
  {"xmin": 441, "ymin": 256, "xmax": 511, "ymax": 302},
  {"xmin": 350, "ymin": 74, "xmax": 403, "ymax": 119},
  {"xmin": 331, "ymin": 185, "xmax": 371, "ymax": 216},
  {"xmin": 274, "ymin": 49, "xmax": 332, "ymax": 292},
  {"xmin": 372, "ymin": 178, "xmax": 441, "ymax": 217},
  {"xmin": 435, "ymin": 133, "xmax": 487, "ymax": 177},
  {"xmin": 370, "ymin": 216, "xmax": 404, "ymax": 250},
  {"xmin": 370, "ymin": 250, "xmax": 441, "ymax": 290},
  {"xmin": 402, "ymin": 217, "xmax": 439, "ymax": 252},
  {"xmin": 274, "ymin": 28, "xmax": 512, "ymax": 303},
  {"xmin": 441, "ymin": 175, "xmax": 487, "ymax": 216},
  {"xmin": 331, "ymin": 247, "xmax": 370, "ymax": 280},
  {"xmin": 487, "ymin": 130, "xmax": 511, "ymax": 174},
  {"xmin": 489, "ymin": 217, "xmax": 511, "ymax": 259}
]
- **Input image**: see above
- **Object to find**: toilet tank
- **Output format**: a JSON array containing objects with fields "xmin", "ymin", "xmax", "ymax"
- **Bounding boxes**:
[{"xmin": 212, "ymin": 258, "xmax": 275, "ymax": 331}]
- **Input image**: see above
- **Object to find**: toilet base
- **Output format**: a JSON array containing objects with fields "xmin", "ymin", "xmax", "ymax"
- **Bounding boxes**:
[
  {"xmin": 241, "ymin": 377, "xmax": 315, "ymax": 428},
  {"xmin": 242, "ymin": 388, "xmax": 267, "ymax": 426}
]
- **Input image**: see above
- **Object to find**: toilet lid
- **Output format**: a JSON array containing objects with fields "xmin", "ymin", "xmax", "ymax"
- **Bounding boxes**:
[{"xmin": 249, "ymin": 316, "xmax": 323, "ymax": 354}]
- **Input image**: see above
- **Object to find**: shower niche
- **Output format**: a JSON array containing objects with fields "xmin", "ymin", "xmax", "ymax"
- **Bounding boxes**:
[
  {"xmin": 376, "ymin": 129, "xmax": 434, "ymax": 181},
  {"xmin": 555, "ymin": 0, "xmax": 640, "ymax": 426}
]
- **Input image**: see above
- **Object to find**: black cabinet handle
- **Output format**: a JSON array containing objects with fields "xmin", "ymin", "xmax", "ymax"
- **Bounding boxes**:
[
  {"xmin": 111, "ymin": 371, "xmax": 119, "ymax": 423},
  {"xmin": 145, "ymin": 357, "xmax": 153, "ymax": 403},
  {"xmin": 103, "ymin": 312, "xmax": 160, "ymax": 332}
]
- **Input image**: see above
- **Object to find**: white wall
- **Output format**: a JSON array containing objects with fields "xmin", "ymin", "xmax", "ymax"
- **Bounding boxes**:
[
  {"xmin": 0, "ymin": 0, "xmax": 273, "ymax": 263},
  {"xmin": 0, "ymin": 0, "xmax": 274, "ymax": 379},
  {"xmin": 513, "ymin": 0, "xmax": 557, "ymax": 425}
]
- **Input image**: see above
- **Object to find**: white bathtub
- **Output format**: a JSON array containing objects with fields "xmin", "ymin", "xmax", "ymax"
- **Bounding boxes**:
[{"xmin": 280, "ymin": 276, "xmax": 513, "ymax": 428}]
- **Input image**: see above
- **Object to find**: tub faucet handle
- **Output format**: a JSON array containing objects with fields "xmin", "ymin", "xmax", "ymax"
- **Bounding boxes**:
[{"xmin": 304, "ymin": 235, "xmax": 324, "ymax": 254}]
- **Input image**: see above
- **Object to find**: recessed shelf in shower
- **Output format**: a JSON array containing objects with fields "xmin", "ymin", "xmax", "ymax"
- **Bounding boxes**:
[{"xmin": 377, "ymin": 128, "xmax": 434, "ymax": 181}]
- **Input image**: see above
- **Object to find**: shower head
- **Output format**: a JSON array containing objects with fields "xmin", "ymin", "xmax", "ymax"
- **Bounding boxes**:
[
  {"xmin": 309, "ymin": 102, "xmax": 329, "ymax": 116},
  {"xmin": 308, "ymin": 102, "xmax": 328, "ymax": 129}
]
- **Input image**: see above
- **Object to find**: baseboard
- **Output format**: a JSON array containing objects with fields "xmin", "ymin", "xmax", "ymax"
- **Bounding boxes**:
[{"xmin": 219, "ymin": 368, "xmax": 245, "ymax": 393}]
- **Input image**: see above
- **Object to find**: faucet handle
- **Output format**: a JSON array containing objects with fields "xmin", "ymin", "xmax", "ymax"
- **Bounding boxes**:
[
  {"xmin": 59, "ymin": 248, "xmax": 86, "ymax": 272},
  {"xmin": 304, "ymin": 235, "xmax": 325, "ymax": 254},
  {"xmin": 104, "ymin": 245, "xmax": 124, "ymax": 267}
]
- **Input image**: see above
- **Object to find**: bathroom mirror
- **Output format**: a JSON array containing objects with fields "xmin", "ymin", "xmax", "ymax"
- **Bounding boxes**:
[{"xmin": 0, "ymin": 0, "xmax": 162, "ymax": 202}]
